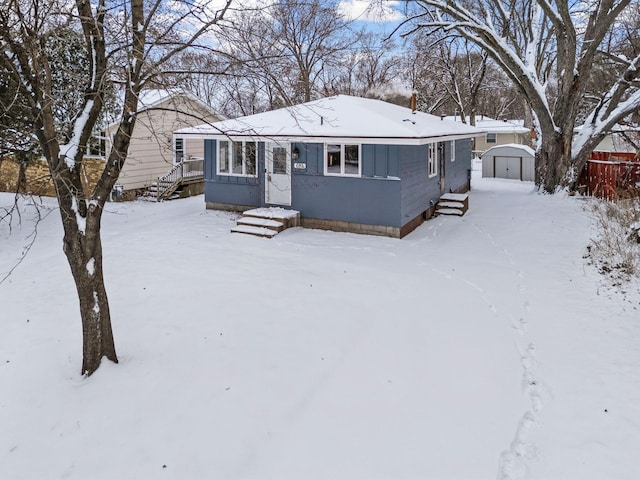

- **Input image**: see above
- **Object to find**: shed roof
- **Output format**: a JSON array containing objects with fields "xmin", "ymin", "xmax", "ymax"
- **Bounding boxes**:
[
  {"xmin": 176, "ymin": 95, "xmax": 483, "ymax": 145},
  {"xmin": 481, "ymin": 143, "xmax": 536, "ymax": 158}
]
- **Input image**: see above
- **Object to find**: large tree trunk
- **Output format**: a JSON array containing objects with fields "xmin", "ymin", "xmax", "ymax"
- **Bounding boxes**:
[
  {"xmin": 55, "ymin": 164, "xmax": 117, "ymax": 376},
  {"xmin": 64, "ymin": 228, "xmax": 117, "ymax": 375},
  {"xmin": 536, "ymin": 131, "xmax": 571, "ymax": 193}
]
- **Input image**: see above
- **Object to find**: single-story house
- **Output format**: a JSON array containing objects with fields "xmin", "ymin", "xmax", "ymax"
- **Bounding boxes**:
[
  {"xmin": 481, "ymin": 144, "xmax": 535, "ymax": 182},
  {"xmin": 176, "ymin": 95, "xmax": 483, "ymax": 237},
  {"xmin": 103, "ymin": 89, "xmax": 222, "ymax": 198},
  {"xmin": 445, "ymin": 115, "xmax": 531, "ymax": 154}
]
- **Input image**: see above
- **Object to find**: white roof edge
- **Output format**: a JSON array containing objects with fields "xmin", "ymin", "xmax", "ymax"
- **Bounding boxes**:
[
  {"xmin": 175, "ymin": 96, "xmax": 484, "ymax": 141},
  {"xmin": 482, "ymin": 143, "xmax": 536, "ymax": 156},
  {"xmin": 173, "ymin": 132, "xmax": 485, "ymax": 145}
]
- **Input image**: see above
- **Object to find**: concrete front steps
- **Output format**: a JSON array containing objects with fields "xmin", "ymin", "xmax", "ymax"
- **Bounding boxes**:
[
  {"xmin": 435, "ymin": 193, "xmax": 469, "ymax": 216},
  {"xmin": 231, "ymin": 207, "xmax": 300, "ymax": 238}
]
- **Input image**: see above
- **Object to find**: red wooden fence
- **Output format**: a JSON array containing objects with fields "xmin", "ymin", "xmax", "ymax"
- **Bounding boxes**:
[{"xmin": 578, "ymin": 151, "xmax": 640, "ymax": 201}]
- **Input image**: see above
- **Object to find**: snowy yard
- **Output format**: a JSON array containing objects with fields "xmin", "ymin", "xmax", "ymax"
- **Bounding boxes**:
[{"xmin": 2, "ymin": 172, "xmax": 640, "ymax": 480}]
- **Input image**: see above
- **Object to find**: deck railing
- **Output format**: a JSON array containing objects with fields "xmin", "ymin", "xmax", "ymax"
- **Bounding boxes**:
[{"xmin": 155, "ymin": 157, "xmax": 204, "ymax": 201}]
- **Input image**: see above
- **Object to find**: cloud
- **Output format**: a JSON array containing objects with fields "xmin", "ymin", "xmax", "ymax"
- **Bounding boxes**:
[{"xmin": 337, "ymin": 0, "xmax": 404, "ymax": 23}]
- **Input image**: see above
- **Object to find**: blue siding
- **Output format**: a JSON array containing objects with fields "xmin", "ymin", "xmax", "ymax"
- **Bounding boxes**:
[
  {"xmin": 399, "ymin": 139, "xmax": 472, "ymax": 226},
  {"xmin": 399, "ymin": 144, "xmax": 436, "ymax": 224},
  {"xmin": 204, "ymin": 139, "xmax": 263, "ymax": 208},
  {"xmin": 446, "ymin": 138, "xmax": 472, "ymax": 193},
  {"xmin": 203, "ymin": 138, "xmax": 471, "ymax": 229},
  {"xmin": 291, "ymin": 142, "xmax": 400, "ymax": 227}
]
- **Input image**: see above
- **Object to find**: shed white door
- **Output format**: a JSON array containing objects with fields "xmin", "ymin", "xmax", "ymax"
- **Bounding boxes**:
[
  {"xmin": 266, "ymin": 142, "xmax": 291, "ymax": 206},
  {"xmin": 494, "ymin": 156, "xmax": 521, "ymax": 180}
]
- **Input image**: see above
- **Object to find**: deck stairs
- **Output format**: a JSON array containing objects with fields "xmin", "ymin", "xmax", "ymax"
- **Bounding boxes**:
[
  {"xmin": 435, "ymin": 193, "xmax": 469, "ymax": 217},
  {"xmin": 144, "ymin": 158, "xmax": 204, "ymax": 201},
  {"xmin": 144, "ymin": 180, "xmax": 181, "ymax": 201},
  {"xmin": 231, "ymin": 208, "xmax": 301, "ymax": 238}
]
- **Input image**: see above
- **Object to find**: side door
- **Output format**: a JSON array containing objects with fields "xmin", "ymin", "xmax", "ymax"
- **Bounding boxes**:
[{"xmin": 438, "ymin": 141, "xmax": 446, "ymax": 192}]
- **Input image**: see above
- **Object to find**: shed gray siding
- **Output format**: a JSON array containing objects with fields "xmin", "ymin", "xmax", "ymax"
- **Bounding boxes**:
[{"xmin": 481, "ymin": 144, "xmax": 535, "ymax": 181}]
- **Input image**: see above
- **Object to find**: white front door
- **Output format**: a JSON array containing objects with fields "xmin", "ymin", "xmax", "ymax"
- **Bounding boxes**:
[{"xmin": 266, "ymin": 142, "xmax": 292, "ymax": 206}]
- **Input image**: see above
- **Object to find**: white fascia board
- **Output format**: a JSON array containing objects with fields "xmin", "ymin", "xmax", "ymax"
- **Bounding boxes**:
[{"xmin": 177, "ymin": 132, "xmax": 485, "ymax": 145}]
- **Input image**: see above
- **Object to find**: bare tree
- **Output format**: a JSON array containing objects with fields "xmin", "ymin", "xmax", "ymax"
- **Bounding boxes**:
[
  {"xmin": 215, "ymin": 0, "xmax": 355, "ymax": 109},
  {"xmin": 0, "ymin": 0, "xmax": 231, "ymax": 376},
  {"xmin": 402, "ymin": 0, "xmax": 640, "ymax": 192},
  {"xmin": 322, "ymin": 33, "xmax": 402, "ymax": 99}
]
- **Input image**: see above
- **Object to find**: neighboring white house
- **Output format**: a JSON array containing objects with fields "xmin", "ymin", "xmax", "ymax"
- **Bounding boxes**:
[
  {"xmin": 103, "ymin": 89, "xmax": 222, "ymax": 195},
  {"xmin": 445, "ymin": 115, "xmax": 531, "ymax": 154},
  {"xmin": 575, "ymin": 124, "xmax": 640, "ymax": 153},
  {"xmin": 481, "ymin": 144, "xmax": 535, "ymax": 182}
]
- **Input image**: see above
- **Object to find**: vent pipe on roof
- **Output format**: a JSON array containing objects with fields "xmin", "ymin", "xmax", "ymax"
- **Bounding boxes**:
[{"xmin": 410, "ymin": 93, "xmax": 417, "ymax": 113}]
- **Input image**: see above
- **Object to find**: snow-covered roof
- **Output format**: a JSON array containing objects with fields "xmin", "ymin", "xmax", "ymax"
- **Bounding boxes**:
[
  {"xmin": 134, "ymin": 89, "xmax": 212, "ymax": 113},
  {"xmin": 444, "ymin": 115, "xmax": 530, "ymax": 134},
  {"xmin": 176, "ymin": 95, "xmax": 484, "ymax": 145},
  {"xmin": 105, "ymin": 89, "xmax": 221, "ymax": 130},
  {"xmin": 575, "ymin": 123, "xmax": 639, "ymax": 133},
  {"xmin": 482, "ymin": 143, "xmax": 535, "ymax": 157}
]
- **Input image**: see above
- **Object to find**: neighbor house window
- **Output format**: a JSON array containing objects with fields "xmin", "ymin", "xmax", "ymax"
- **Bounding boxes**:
[
  {"xmin": 87, "ymin": 132, "xmax": 106, "ymax": 157},
  {"xmin": 486, "ymin": 133, "xmax": 497, "ymax": 143},
  {"xmin": 325, "ymin": 143, "xmax": 360, "ymax": 176},
  {"xmin": 218, "ymin": 140, "xmax": 257, "ymax": 176},
  {"xmin": 428, "ymin": 143, "xmax": 437, "ymax": 178},
  {"xmin": 174, "ymin": 138, "xmax": 184, "ymax": 163},
  {"xmin": 450, "ymin": 140, "xmax": 455, "ymax": 162}
]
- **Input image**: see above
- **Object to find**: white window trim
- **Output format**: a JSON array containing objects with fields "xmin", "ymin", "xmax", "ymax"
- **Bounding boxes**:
[
  {"xmin": 324, "ymin": 143, "xmax": 362, "ymax": 177},
  {"xmin": 428, "ymin": 143, "xmax": 437, "ymax": 178},
  {"xmin": 174, "ymin": 137, "xmax": 184, "ymax": 165},
  {"xmin": 450, "ymin": 140, "xmax": 455, "ymax": 162},
  {"xmin": 217, "ymin": 140, "xmax": 258, "ymax": 177}
]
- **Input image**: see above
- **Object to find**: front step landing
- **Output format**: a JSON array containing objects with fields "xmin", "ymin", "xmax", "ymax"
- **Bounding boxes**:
[
  {"xmin": 435, "ymin": 193, "xmax": 469, "ymax": 216},
  {"xmin": 232, "ymin": 207, "xmax": 300, "ymax": 238}
]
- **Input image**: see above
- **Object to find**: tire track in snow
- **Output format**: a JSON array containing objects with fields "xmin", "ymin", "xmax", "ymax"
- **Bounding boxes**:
[{"xmin": 471, "ymin": 222, "xmax": 544, "ymax": 480}]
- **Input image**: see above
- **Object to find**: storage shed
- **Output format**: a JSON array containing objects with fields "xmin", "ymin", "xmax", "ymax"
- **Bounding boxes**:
[{"xmin": 481, "ymin": 144, "xmax": 535, "ymax": 182}]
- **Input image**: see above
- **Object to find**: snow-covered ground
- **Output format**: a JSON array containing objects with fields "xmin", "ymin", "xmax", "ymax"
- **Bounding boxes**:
[{"xmin": 2, "ymin": 170, "xmax": 640, "ymax": 480}]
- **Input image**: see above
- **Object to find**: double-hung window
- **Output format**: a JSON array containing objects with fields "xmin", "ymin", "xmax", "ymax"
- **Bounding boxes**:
[
  {"xmin": 325, "ymin": 144, "xmax": 360, "ymax": 176},
  {"xmin": 428, "ymin": 143, "xmax": 437, "ymax": 178},
  {"xmin": 218, "ymin": 140, "xmax": 257, "ymax": 176},
  {"xmin": 486, "ymin": 133, "xmax": 497, "ymax": 144},
  {"xmin": 174, "ymin": 138, "xmax": 184, "ymax": 163}
]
